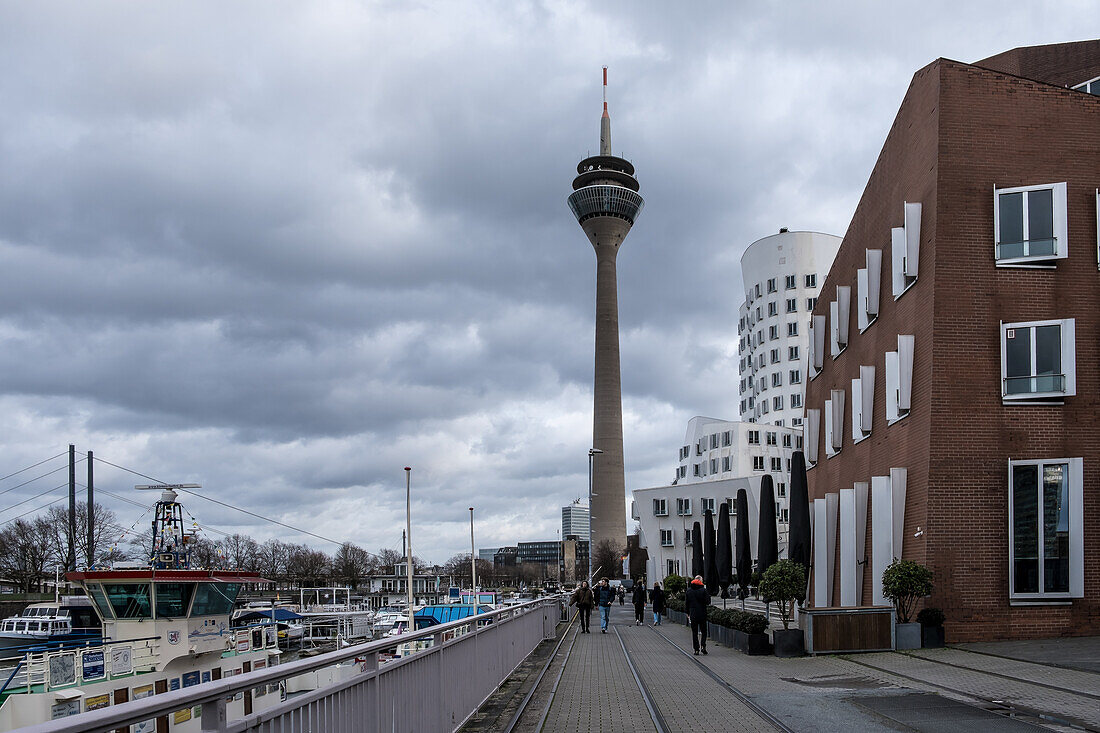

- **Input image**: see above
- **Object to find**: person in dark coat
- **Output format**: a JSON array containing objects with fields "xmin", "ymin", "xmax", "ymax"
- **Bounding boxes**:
[
  {"xmin": 685, "ymin": 575, "xmax": 711, "ymax": 655},
  {"xmin": 618, "ymin": 586, "xmax": 625, "ymax": 606},
  {"xmin": 595, "ymin": 578, "xmax": 616, "ymax": 633},
  {"xmin": 570, "ymin": 581, "xmax": 594, "ymax": 633},
  {"xmin": 649, "ymin": 581, "xmax": 666, "ymax": 626},
  {"xmin": 631, "ymin": 580, "xmax": 647, "ymax": 625}
]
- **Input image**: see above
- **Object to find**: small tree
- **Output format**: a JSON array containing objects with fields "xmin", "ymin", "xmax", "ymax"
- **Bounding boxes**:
[
  {"xmin": 758, "ymin": 560, "xmax": 805, "ymax": 630},
  {"xmin": 663, "ymin": 574, "xmax": 687, "ymax": 594},
  {"xmin": 881, "ymin": 559, "xmax": 933, "ymax": 623}
]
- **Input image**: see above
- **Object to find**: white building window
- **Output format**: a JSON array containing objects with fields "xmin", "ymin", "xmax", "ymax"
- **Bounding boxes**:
[
  {"xmin": 710, "ymin": 434, "xmax": 719, "ymax": 449},
  {"xmin": 830, "ymin": 285, "xmax": 850, "ymax": 358},
  {"xmin": 1001, "ymin": 319, "xmax": 1076, "ymax": 401},
  {"xmin": 782, "ymin": 434, "xmax": 792, "ymax": 448},
  {"xmin": 1008, "ymin": 458, "xmax": 1083, "ymax": 600},
  {"xmin": 667, "ymin": 559, "xmax": 678, "ymax": 576},
  {"xmin": 747, "ymin": 430, "xmax": 760, "ymax": 445},
  {"xmin": 701, "ymin": 498, "xmax": 716, "ymax": 515},
  {"xmin": 770, "ymin": 457, "xmax": 782, "ymax": 471},
  {"xmin": 722, "ymin": 431, "xmax": 732, "ymax": 447},
  {"xmin": 995, "ymin": 182, "xmax": 1067, "ymax": 266},
  {"xmin": 710, "ymin": 458, "xmax": 718, "ymax": 473},
  {"xmin": 660, "ymin": 529, "xmax": 674, "ymax": 547},
  {"xmin": 693, "ymin": 464, "xmax": 701, "ymax": 476},
  {"xmin": 771, "ymin": 373, "xmax": 782, "ymax": 388},
  {"xmin": 781, "ymin": 508, "xmax": 789, "ymax": 523},
  {"xmin": 851, "ymin": 365, "xmax": 875, "ymax": 444},
  {"xmin": 785, "ymin": 274, "xmax": 797, "ymax": 289},
  {"xmin": 807, "ymin": 296, "xmax": 818, "ymax": 310},
  {"xmin": 752, "ymin": 456, "xmax": 765, "ymax": 471},
  {"xmin": 653, "ymin": 498, "xmax": 668, "ymax": 516},
  {"xmin": 676, "ymin": 498, "xmax": 692, "ymax": 516},
  {"xmin": 770, "ymin": 348, "xmax": 781, "ymax": 364},
  {"xmin": 791, "ymin": 393, "xmax": 802, "ymax": 408},
  {"xmin": 773, "ymin": 395, "xmax": 783, "ymax": 411},
  {"xmin": 792, "ymin": 417, "xmax": 802, "ymax": 428},
  {"xmin": 777, "ymin": 482, "xmax": 787, "ymax": 498},
  {"xmin": 805, "ymin": 274, "xmax": 817, "ymax": 288},
  {"xmin": 761, "ymin": 401, "xmax": 769, "ymax": 414},
  {"xmin": 789, "ymin": 346, "xmax": 799, "ymax": 361},
  {"xmin": 769, "ymin": 325, "xmax": 779, "ymax": 340},
  {"xmin": 790, "ymin": 369, "xmax": 801, "ymax": 385},
  {"xmin": 768, "ymin": 301, "xmax": 778, "ymax": 317},
  {"xmin": 767, "ymin": 278, "xmax": 777, "ymax": 293},
  {"xmin": 722, "ymin": 456, "xmax": 731, "ymax": 472},
  {"xmin": 786, "ymin": 298, "xmax": 797, "ymax": 313},
  {"xmin": 766, "ymin": 431, "xmax": 777, "ymax": 446}
]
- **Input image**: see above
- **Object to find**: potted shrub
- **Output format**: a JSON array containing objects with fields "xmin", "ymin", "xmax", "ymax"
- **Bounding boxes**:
[
  {"xmin": 742, "ymin": 612, "xmax": 771, "ymax": 655},
  {"xmin": 882, "ymin": 559, "xmax": 933, "ymax": 650},
  {"xmin": 917, "ymin": 607, "xmax": 945, "ymax": 648},
  {"xmin": 759, "ymin": 560, "xmax": 806, "ymax": 657},
  {"xmin": 665, "ymin": 592, "xmax": 687, "ymax": 625}
]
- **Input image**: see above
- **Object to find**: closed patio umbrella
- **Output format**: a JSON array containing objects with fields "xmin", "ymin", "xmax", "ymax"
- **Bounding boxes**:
[
  {"xmin": 788, "ymin": 451, "xmax": 812, "ymax": 574},
  {"xmin": 716, "ymin": 503, "xmax": 733, "ymax": 601},
  {"xmin": 704, "ymin": 509, "xmax": 719, "ymax": 595},
  {"xmin": 758, "ymin": 474, "xmax": 779, "ymax": 578},
  {"xmin": 691, "ymin": 521, "xmax": 704, "ymax": 579},
  {"xmin": 735, "ymin": 489, "xmax": 752, "ymax": 600}
]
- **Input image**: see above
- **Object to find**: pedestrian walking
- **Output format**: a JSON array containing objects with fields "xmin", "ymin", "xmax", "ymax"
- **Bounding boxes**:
[
  {"xmin": 618, "ymin": 586, "xmax": 625, "ymax": 606},
  {"xmin": 596, "ymin": 578, "xmax": 615, "ymax": 633},
  {"xmin": 649, "ymin": 581, "xmax": 665, "ymax": 626},
  {"xmin": 570, "ymin": 581, "xmax": 594, "ymax": 633},
  {"xmin": 631, "ymin": 580, "xmax": 647, "ymax": 625},
  {"xmin": 686, "ymin": 575, "xmax": 711, "ymax": 655}
]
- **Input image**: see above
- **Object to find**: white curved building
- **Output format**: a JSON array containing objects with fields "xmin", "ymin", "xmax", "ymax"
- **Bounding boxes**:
[{"xmin": 738, "ymin": 230, "xmax": 842, "ymax": 426}]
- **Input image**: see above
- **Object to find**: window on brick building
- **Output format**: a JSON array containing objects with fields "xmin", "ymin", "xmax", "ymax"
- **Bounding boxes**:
[
  {"xmin": 994, "ymin": 183, "xmax": 1067, "ymax": 266},
  {"xmin": 1008, "ymin": 458, "xmax": 1083, "ymax": 600},
  {"xmin": 1001, "ymin": 319, "xmax": 1076, "ymax": 402}
]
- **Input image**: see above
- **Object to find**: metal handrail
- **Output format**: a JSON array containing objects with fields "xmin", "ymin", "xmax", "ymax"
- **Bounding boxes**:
[
  {"xmin": 995, "ymin": 236, "xmax": 1057, "ymax": 260},
  {"xmin": 1003, "ymin": 373, "xmax": 1065, "ymax": 395},
  {"xmin": 15, "ymin": 597, "xmax": 559, "ymax": 733}
]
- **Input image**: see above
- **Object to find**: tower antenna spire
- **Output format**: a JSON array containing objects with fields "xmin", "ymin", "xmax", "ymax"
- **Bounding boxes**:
[{"xmin": 600, "ymin": 66, "xmax": 611, "ymax": 155}]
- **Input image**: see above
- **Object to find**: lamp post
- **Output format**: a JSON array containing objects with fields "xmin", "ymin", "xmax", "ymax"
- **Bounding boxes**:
[
  {"xmin": 587, "ymin": 448, "xmax": 603, "ymax": 584},
  {"xmin": 469, "ymin": 507, "xmax": 476, "ymax": 599},
  {"xmin": 404, "ymin": 467, "xmax": 414, "ymax": 634}
]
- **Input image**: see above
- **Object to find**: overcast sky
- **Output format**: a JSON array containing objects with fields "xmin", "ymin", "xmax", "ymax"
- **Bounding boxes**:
[{"xmin": 0, "ymin": 1, "xmax": 1093, "ymax": 563}]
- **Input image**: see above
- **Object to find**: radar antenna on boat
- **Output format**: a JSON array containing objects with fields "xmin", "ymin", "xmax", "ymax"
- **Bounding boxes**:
[{"xmin": 135, "ymin": 483, "xmax": 201, "ymax": 570}]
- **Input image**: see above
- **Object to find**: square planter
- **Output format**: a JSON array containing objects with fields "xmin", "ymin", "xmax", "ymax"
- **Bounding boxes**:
[
  {"xmin": 732, "ymin": 628, "xmax": 747, "ymax": 652},
  {"xmin": 895, "ymin": 622, "xmax": 921, "ymax": 650},
  {"xmin": 746, "ymin": 632, "xmax": 771, "ymax": 655},
  {"xmin": 921, "ymin": 624, "xmax": 945, "ymax": 648},
  {"xmin": 772, "ymin": 628, "xmax": 805, "ymax": 657}
]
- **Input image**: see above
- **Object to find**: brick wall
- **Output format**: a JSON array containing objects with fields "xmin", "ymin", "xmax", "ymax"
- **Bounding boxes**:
[{"xmin": 805, "ymin": 47, "xmax": 1100, "ymax": 642}]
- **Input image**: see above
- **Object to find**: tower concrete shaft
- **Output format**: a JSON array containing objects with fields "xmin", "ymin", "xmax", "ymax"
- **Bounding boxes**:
[{"xmin": 566, "ymin": 69, "xmax": 643, "ymax": 563}]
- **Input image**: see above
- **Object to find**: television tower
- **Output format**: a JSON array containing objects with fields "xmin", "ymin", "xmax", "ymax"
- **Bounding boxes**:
[{"xmin": 567, "ymin": 68, "xmax": 643, "ymax": 559}]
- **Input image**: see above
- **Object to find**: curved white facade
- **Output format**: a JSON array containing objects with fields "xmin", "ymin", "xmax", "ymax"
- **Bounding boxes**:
[{"xmin": 738, "ymin": 231, "xmax": 842, "ymax": 426}]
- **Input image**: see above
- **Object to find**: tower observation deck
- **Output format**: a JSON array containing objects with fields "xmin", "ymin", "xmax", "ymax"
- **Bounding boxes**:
[{"xmin": 567, "ymin": 68, "xmax": 643, "ymax": 564}]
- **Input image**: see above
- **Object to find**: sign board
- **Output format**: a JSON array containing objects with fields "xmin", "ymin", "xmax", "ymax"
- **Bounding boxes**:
[
  {"xmin": 85, "ymin": 694, "xmax": 111, "ymax": 712},
  {"xmin": 132, "ymin": 684, "xmax": 156, "ymax": 733},
  {"xmin": 50, "ymin": 700, "xmax": 80, "ymax": 719},
  {"xmin": 169, "ymin": 677, "xmax": 180, "ymax": 691},
  {"xmin": 81, "ymin": 650, "xmax": 105, "ymax": 681},
  {"xmin": 48, "ymin": 654, "xmax": 76, "ymax": 687},
  {"xmin": 182, "ymin": 671, "xmax": 200, "ymax": 688},
  {"xmin": 110, "ymin": 646, "xmax": 132, "ymax": 676},
  {"xmin": 173, "ymin": 708, "xmax": 192, "ymax": 724},
  {"xmin": 201, "ymin": 671, "xmax": 211, "ymax": 684},
  {"xmin": 235, "ymin": 630, "xmax": 251, "ymax": 653}
]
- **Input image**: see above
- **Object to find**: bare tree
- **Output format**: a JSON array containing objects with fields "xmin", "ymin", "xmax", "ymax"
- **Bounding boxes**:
[
  {"xmin": 43, "ymin": 502, "xmax": 124, "ymax": 570},
  {"xmin": 0, "ymin": 518, "xmax": 58, "ymax": 592},
  {"xmin": 332, "ymin": 542, "xmax": 372, "ymax": 590},
  {"xmin": 220, "ymin": 533, "xmax": 260, "ymax": 571},
  {"xmin": 591, "ymin": 540, "xmax": 625, "ymax": 580},
  {"xmin": 287, "ymin": 545, "xmax": 330, "ymax": 587}
]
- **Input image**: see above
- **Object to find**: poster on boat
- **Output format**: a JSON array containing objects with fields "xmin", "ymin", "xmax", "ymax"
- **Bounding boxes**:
[
  {"xmin": 48, "ymin": 653, "xmax": 76, "ymax": 687},
  {"xmin": 50, "ymin": 700, "xmax": 80, "ymax": 719},
  {"xmin": 236, "ymin": 629, "xmax": 251, "ymax": 653},
  {"xmin": 183, "ymin": 671, "xmax": 200, "ymax": 687},
  {"xmin": 85, "ymin": 694, "xmax": 111, "ymax": 711},
  {"xmin": 132, "ymin": 684, "xmax": 156, "ymax": 733},
  {"xmin": 82, "ymin": 650, "xmax": 105, "ymax": 681},
  {"xmin": 110, "ymin": 646, "xmax": 132, "ymax": 676}
]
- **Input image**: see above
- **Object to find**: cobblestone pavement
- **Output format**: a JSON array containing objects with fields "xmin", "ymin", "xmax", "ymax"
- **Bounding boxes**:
[
  {"xmin": 616, "ymin": 622, "xmax": 777, "ymax": 732},
  {"xmin": 540, "ymin": 612, "xmax": 654, "ymax": 733}
]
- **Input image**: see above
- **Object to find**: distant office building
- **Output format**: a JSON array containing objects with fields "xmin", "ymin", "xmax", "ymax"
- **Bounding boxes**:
[
  {"xmin": 803, "ymin": 40, "xmax": 1100, "ymax": 641},
  {"xmin": 493, "ymin": 547, "xmax": 518, "ymax": 568},
  {"xmin": 477, "ymin": 548, "xmax": 497, "ymax": 563},
  {"xmin": 738, "ymin": 230, "xmax": 841, "ymax": 427},
  {"xmin": 561, "ymin": 501, "xmax": 590, "ymax": 541}
]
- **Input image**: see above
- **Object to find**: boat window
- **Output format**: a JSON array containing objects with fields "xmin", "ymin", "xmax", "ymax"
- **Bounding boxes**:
[
  {"xmin": 86, "ymin": 585, "xmax": 114, "ymax": 620},
  {"xmin": 102, "ymin": 583, "xmax": 153, "ymax": 619},
  {"xmin": 57, "ymin": 609, "xmax": 70, "ymax": 617},
  {"xmin": 191, "ymin": 583, "xmax": 241, "ymax": 616},
  {"xmin": 155, "ymin": 583, "xmax": 195, "ymax": 618}
]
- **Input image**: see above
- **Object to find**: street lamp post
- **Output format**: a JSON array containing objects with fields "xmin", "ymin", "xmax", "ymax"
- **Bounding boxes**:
[
  {"xmin": 469, "ymin": 507, "xmax": 476, "ymax": 598},
  {"xmin": 587, "ymin": 448, "xmax": 603, "ymax": 584},
  {"xmin": 404, "ymin": 467, "xmax": 414, "ymax": 634}
]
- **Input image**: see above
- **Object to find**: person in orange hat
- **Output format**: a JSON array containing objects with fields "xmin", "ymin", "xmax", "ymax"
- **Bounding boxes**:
[{"xmin": 685, "ymin": 575, "xmax": 711, "ymax": 655}]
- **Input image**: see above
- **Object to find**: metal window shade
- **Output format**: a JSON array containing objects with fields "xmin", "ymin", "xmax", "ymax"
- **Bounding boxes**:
[
  {"xmin": 865, "ymin": 249, "xmax": 882, "ymax": 316},
  {"xmin": 856, "ymin": 269, "xmax": 869, "ymax": 331},
  {"xmin": 860, "ymin": 365, "xmax": 875, "ymax": 433},
  {"xmin": 836, "ymin": 285, "xmax": 851, "ymax": 347},
  {"xmin": 812, "ymin": 315, "xmax": 826, "ymax": 369},
  {"xmin": 897, "ymin": 335, "xmax": 914, "ymax": 411},
  {"xmin": 830, "ymin": 300, "xmax": 841, "ymax": 357},
  {"xmin": 829, "ymin": 389, "xmax": 845, "ymax": 450},
  {"xmin": 904, "ymin": 202, "xmax": 921, "ymax": 277},
  {"xmin": 805, "ymin": 408, "xmax": 820, "ymax": 463},
  {"xmin": 891, "ymin": 227, "xmax": 906, "ymax": 298}
]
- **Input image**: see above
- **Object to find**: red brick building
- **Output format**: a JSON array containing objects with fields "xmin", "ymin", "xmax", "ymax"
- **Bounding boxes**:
[{"xmin": 803, "ymin": 40, "xmax": 1100, "ymax": 642}]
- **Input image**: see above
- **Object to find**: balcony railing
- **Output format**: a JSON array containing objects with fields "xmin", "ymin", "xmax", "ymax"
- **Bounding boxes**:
[
  {"xmin": 1003, "ymin": 373, "xmax": 1065, "ymax": 396},
  {"xmin": 18, "ymin": 598, "xmax": 560, "ymax": 733},
  {"xmin": 996, "ymin": 237, "xmax": 1057, "ymax": 261},
  {"xmin": 567, "ymin": 185, "xmax": 645, "ymax": 225}
]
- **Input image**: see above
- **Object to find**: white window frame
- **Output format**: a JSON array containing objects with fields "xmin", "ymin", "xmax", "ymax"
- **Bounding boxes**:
[
  {"xmin": 805, "ymin": 274, "xmax": 816, "ymax": 288},
  {"xmin": 767, "ymin": 278, "xmax": 777, "ymax": 294},
  {"xmin": 653, "ymin": 498, "xmax": 668, "ymax": 516},
  {"xmin": 722, "ymin": 456, "xmax": 731, "ymax": 472},
  {"xmin": 701, "ymin": 497, "xmax": 716, "ymax": 515},
  {"xmin": 994, "ymin": 182, "xmax": 1068, "ymax": 267},
  {"xmin": 1007, "ymin": 457, "xmax": 1084, "ymax": 601},
  {"xmin": 660, "ymin": 529, "xmax": 674, "ymax": 547},
  {"xmin": 787, "ymin": 322, "xmax": 798, "ymax": 337},
  {"xmin": 747, "ymin": 430, "xmax": 760, "ymax": 445},
  {"xmin": 1000, "ymin": 318, "xmax": 1076, "ymax": 403},
  {"xmin": 791, "ymin": 392, "xmax": 802, "ymax": 408},
  {"xmin": 785, "ymin": 274, "xmax": 797, "ymax": 289},
  {"xmin": 773, "ymin": 395, "xmax": 783, "ymax": 411},
  {"xmin": 770, "ymin": 457, "xmax": 782, "ymax": 472},
  {"xmin": 771, "ymin": 373, "xmax": 782, "ymax": 388},
  {"xmin": 786, "ymin": 298, "xmax": 797, "ymax": 313},
  {"xmin": 1072, "ymin": 74, "xmax": 1100, "ymax": 93},
  {"xmin": 752, "ymin": 456, "xmax": 765, "ymax": 471},
  {"xmin": 676, "ymin": 497, "xmax": 692, "ymax": 516},
  {"xmin": 790, "ymin": 369, "xmax": 801, "ymax": 385}
]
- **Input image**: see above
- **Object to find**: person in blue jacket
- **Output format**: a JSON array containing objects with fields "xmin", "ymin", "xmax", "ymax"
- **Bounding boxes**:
[{"xmin": 596, "ymin": 578, "xmax": 616, "ymax": 633}]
